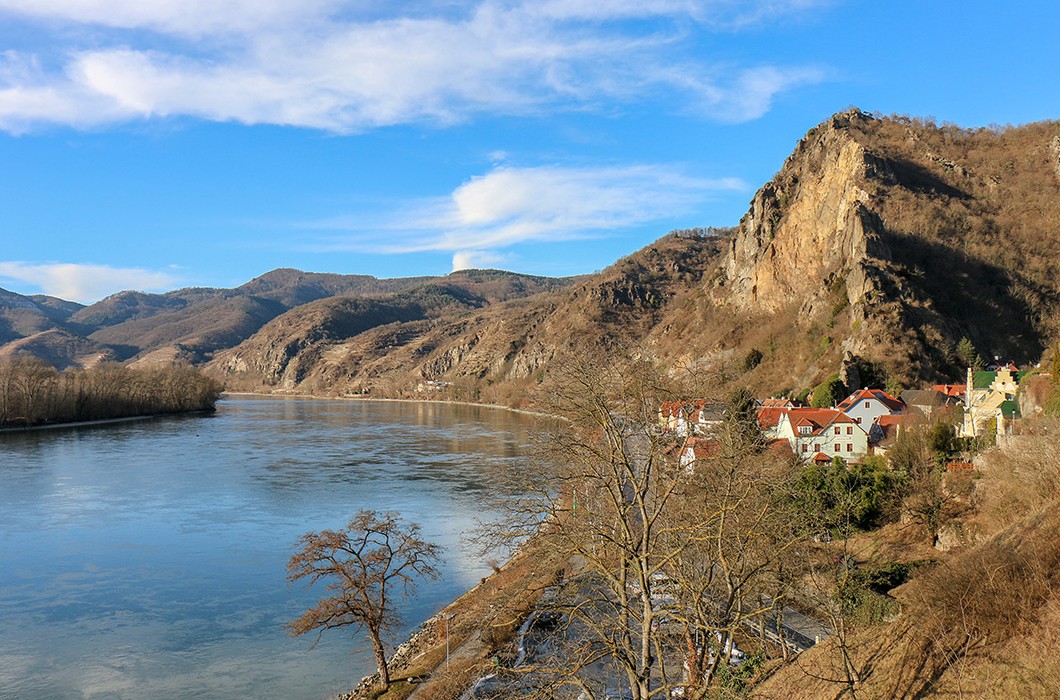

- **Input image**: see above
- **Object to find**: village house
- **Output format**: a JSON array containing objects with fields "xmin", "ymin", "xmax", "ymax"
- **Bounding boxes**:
[
  {"xmin": 658, "ymin": 400, "xmax": 726, "ymax": 437},
  {"xmin": 756, "ymin": 398, "xmax": 793, "ymax": 439},
  {"xmin": 679, "ymin": 436, "xmax": 719, "ymax": 472},
  {"xmin": 834, "ymin": 388, "xmax": 905, "ymax": 426},
  {"xmin": 868, "ymin": 414, "xmax": 907, "ymax": 455},
  {"xmin": 777, "ymin": 408, "xmax": 869, "ymax": 462},
  {"xmin": 900, "ymin": 388, "xmax": 961, "ymax": 419},
  {"xmin": 961, "ymin": 366, "xmax": 1022, "ymax": 438}
]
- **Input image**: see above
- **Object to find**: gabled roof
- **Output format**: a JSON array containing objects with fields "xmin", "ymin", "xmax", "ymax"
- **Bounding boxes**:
[
  {"xmin": 835, "ymin": 388, "xmax": 905, "ymax": 413},
  {"xmin": 682, "ymin": 436, "xmax": 720, "ymax": 461},
  {"xmin": 690, "ymin": 402, "xmax": 726, "ymax": 424},
  {"xmin": 901, "ymin": 389, "xmax": 945, "ymax": 407},
  {"xmin": 870, "ymin": 414, "xmax": 907, "ymax": 447},
  {"xmin": 931, "ymin": 384, "xmax": 966, "ymax": 398},
  {"xmin": 784, "ymin": 408, "xmax": 859, "ymax": 436},
  {"xmin": 757, "ymin": 405, "xmax": 790, "ymax": 430}
]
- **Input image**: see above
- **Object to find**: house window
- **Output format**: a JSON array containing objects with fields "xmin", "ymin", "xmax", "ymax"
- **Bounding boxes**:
[
  {"xmin": 864, "ymin": 401, "xmax": 871, "ymax": 409},
  {"xmin": 855, "ymin": 417, "xmax": 862, "ymax": 423},
  {"xmin": 799, "ymin": 425, "xmax": 811, "ymax": 435},
  {"xmin": 834, "ymin": 426, "xmax": 840, "ymax": 435},
  {"xmin": 846, "ymin": 426, "xmax": 852, "ymax": 435},
  {"xmin": 802, "ymin": 444, "xmax": 808, "ymax": 453},
  {"xmin": 847, "ymin": 443, "xmax": 853, "ymax": 452},
  {"xmin": 813, "ymin": 444, "xmax": 820, "ymax": 452},
  {"xmin": 834, "ymin": 444, "xmax": 840, "ymax": 452}
]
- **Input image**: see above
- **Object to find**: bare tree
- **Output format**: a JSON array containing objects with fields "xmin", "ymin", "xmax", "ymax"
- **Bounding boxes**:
[
  {"xmin": 287, "ymin": 510, "xmax": 441, "ymax": 693},
  {"xmin": 479, "ymin": 363, "xmax": 807, "ymax": 700}
]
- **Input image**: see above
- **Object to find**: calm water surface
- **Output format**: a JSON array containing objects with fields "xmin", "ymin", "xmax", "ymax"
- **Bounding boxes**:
[{"xmin": 0, "ymin": 397, "xmax": 536, "ymax": 699}]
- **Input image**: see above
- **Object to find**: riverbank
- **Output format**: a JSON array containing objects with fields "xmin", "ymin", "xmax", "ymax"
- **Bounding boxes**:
[
  {"xmin": 0, "ymin": 408, "xmax": 215, "ymax": 433},
  {"xmin": 344, "ymin": 534, "xmax": 568, "ymax": 700},
  {"xmin": 224, "ymin": 389, "xmax": 566, "ymax": 699},
  {"xmin": 220, "ymin": 391, "xmax": 564, "ymax": 422}
]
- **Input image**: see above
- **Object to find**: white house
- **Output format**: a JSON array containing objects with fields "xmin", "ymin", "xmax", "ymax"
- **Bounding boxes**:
[
  {"xmin": 835, "ymin": 388, "xmax": 905, "ymax": 427},
  {"xmin": 777, "ymin": 408, "xmax": 869, "ymax": 462}
]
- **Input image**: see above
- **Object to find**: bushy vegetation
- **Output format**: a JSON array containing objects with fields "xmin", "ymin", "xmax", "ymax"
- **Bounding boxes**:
[
  {"xmin": 795, "ymin": 456, "xmax": 902, "ymax": 533},
  {"xmin": 0, "ymin": 358, "xmax": 221, "ymax": 427}
]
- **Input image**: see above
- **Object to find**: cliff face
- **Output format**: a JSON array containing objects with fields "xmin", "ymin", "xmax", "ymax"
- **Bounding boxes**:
[
  {"xmin": 721, "ymin": 112, "xmax": 888, "ymax": 314},
  {"xmin": 695, "ymin": 109, "xmax": 1060, "ymax": 387}
]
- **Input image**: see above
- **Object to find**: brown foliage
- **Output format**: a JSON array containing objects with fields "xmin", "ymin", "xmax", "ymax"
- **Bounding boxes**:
[
  {"xmin": 287, "ymin": 510, "xmax": 440, "ymax": 692},
  {"xmin": 0, "ymin": 358, "xmax": 221, "ymax": 426}
]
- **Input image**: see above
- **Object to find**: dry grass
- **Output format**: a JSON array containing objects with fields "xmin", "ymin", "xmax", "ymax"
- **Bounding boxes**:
[
  {"xmin": 366, "ymin": 538, "xmax": 568, "ymax": 700},
  {"xmin": 754, "ymin": 419, "xmax": 1060, "ymax": 699}
]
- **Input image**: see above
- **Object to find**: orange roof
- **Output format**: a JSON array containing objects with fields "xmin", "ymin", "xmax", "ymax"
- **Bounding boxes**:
[
  {"xmin": 682, "ymin": 437, "xmax": 720, "ymax": 461},
  {"xmin": 836, "ymin": 388, "xmax": 905, "ymax": 413},
  {"xmin": 811, "ymin": 452, "xmax": 833, "ymax": 464},
  {"xmin": 931, "ymin": 384, "xmax": 966, "ymax": 398},
  {"xmin": 757, "ymin": 405, "xmax": 790, "ymax": 429},
  {"xmin": 766, "ymin": 439, "xmax": 793, "ymax": 457}
]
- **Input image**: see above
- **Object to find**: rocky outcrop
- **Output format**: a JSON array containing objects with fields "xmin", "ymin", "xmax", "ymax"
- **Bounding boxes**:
[{"xmin": 718, "ymin": 110, "xmax": 892, "ymax": 321}]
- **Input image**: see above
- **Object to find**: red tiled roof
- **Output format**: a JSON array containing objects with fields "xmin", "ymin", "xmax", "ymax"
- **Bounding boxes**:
[
  {"xmin": 682, "ymin": 437, "xmax": 720, "ymax": 461},
  {"xmin": 757, "ymin": 405, "xmax": 789, "ymax": 429},
  {"xmin": 876, "ymin": 414, "xmax": 906, "ymax": 428},
  {"xmin": 931, "ymin": 384, "xmax": 966, "ymax": 398},
  {"xmin": 766, "ymin": 439, "xmax": 793, "ymax": 457},
  {"xmin": 811, "ymin": 452, "xmax": 832, "ymax": 464},
  {"xmin": 836, "ymin": 388, "xmax": 905, "ymax": 413}
]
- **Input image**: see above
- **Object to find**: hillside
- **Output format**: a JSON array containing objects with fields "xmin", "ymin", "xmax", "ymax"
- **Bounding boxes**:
[
  {"xmin": 5, "ymin": 110, "xmax": 1059, "ymax": 397},
  {"xmin": 206, "ymin": 110, "xmax": 1060, "ymax": 401},
  {"xmin": 208, "ymin": 234, "xmax": 728, "ymax": 400},
  {"xmin": 755, "ymin": 418, "xmax": 1060, "ymax": 699},
  {"xmin": 0, "ymin": 269, "xmax": 572, "ymax": 369}
]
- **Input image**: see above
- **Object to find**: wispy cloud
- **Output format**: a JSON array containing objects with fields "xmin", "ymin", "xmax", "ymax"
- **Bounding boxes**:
[
  {"xmin": 0, "ymin": 1, "xmax": 827, "ymax": 133},
  {"xmin": 306, "ymin": 163, "xmax": 746, "ymax": 267},
  {"xmin": 0, "ymin": 262, "xmax": 181, "ymax": 303}
]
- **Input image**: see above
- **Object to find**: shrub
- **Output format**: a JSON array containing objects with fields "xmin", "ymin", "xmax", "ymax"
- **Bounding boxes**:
[
  {"xmin": 795, "ymin": 457, "xmax": 903, "ymax": 532},
  {"xmin": 811, "ymin": 374, "xmax": 845, "ymax": 408}
]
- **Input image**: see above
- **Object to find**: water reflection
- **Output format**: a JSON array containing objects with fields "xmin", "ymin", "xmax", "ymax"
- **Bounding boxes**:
[{"xmin": 0, "ymin": 396, "xmax": 535, "ymax": 699}]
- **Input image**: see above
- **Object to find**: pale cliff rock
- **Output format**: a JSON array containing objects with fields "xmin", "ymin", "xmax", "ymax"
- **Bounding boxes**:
[{"xmin": 717, "ymin": 110, "xmax": 893, "ymax": 327}]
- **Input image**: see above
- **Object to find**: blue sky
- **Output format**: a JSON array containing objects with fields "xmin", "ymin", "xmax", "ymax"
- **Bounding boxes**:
[{"xmin": 0, "ymin": 0, "xmax": 1057, "ymax": 303}]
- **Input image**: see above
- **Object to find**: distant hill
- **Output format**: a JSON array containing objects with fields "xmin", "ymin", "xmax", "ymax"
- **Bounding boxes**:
[
  {"xmin": 0, "ymin": 287, "xmax": 83, "ymax": 345},
  {"xmin": 0, "ymin": 269, "xmax": 577, "ymax": 369}
]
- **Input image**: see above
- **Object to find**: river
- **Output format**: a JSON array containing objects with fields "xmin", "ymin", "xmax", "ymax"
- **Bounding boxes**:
[{"xmin": 0, "ymin": 396, "xmax": 536, "ymax": 699}]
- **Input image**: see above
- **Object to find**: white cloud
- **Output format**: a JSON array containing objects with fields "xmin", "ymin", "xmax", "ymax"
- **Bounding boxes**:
[
  {"xmin": 0, "ymin": 1, "xmax": 828, "ymax": 132},
  {"xmin": 308, "ymin": 163, "xmax": 746, "ymax": 255},
  {"xmin": 452, "ymin": 250, "xmax": 510, "ymax": 271},
  {"xmin": 0, "ymin": 262, "xmax": 181, "ymax": 303}
]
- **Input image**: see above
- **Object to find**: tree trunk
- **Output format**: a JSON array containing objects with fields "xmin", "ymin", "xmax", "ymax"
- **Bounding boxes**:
[{"xmin": 370, "ymin": 630, "xmax": 390, "ymax": 691}]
